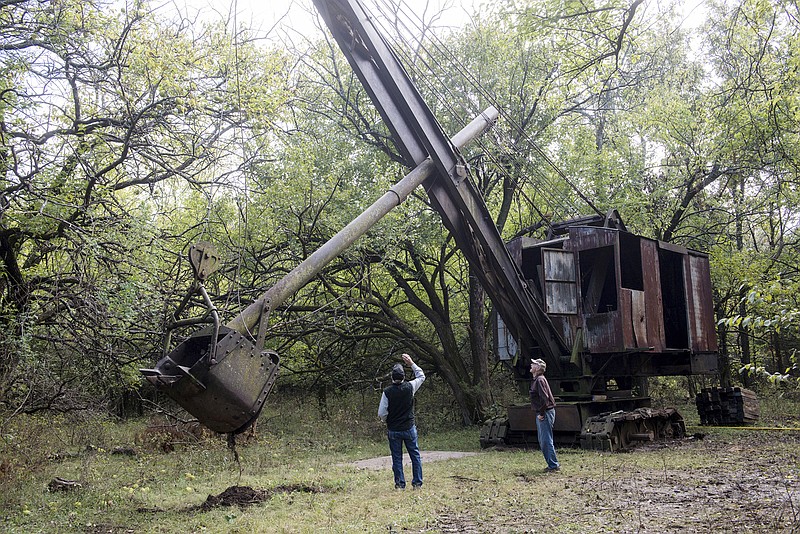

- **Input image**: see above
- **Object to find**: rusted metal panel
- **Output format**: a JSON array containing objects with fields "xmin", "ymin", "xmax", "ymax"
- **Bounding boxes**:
[
  {"xmin": 550, "ymin": 315, "xmax": 577, "ymax": 349},
  {"xmin": 570, "ymin": 226, "xmax": 623, "ymax": 352},
  {"xmin": 554, "ymin": 403, "xmax": 583, "ymax": 432},
  {"xmin": 567, "ymin": 226, "xmax": 618, "ymax": 250},
  {"xmin": 543, "ymin": 248, "xmax": 576, "ymax": 282},
  {"xmin": 585, "ymin": 311, "xmax": 623, "ymax": 353},
  {"xmin": 691, "ymin": 351, "xmax": 718, "ymax": 374},
  {"xmin": 506, "ymin": 237, "xmax": 524, "ymax": 269},
  {"xmin": 685, "ymin": 253, "xmax": 700, "ymax": 353},
  {"xmin": 507, "ymin": 404, "xmax": 535, "ymax": 431},
  {"xmin": 656, "ymin": 240, "xmax": 687, "ymax": 254},
  {"xmin": 688, "ymin": 252, "xmax": 718, "ymax": 352},
  {"xmin": 621, "ymin": 288, "xmax": 635, "ymax": 349},
  {"xmin": 641, "ymin": 239, "xmax": 665, "ymax": 352},
  {"xmin": 543, "ymin": 249, "xmax": 578, "ymax": 314},
  {"xmin": 507, "ymin": 403, "xmax": 583, "ymax": 433},
  {"xmin": 545, "ymin": 280, "xmax": 578, "ymax": 314},
  {"xmin": 629, "ymin": 290, "xmax": 648, "ymax": 348},
  {"xmin": 495, "ymin": 314, "xmax": 517, "ymax": 361}
]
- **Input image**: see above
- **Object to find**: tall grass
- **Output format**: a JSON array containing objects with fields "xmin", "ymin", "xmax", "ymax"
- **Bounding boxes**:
[
  {"xmin": 1, "ymin": 383, "xmax": 798, "ymax": 533},
  {"xmin": 0, "ymin": 385, "xmax": 484, "ymax": 533}
]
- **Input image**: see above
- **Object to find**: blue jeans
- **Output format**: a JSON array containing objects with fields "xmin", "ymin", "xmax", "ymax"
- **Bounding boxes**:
[
  {"xmin": 387, "ymin": 425, "xmax": 422, "ymax": 488},
  {"xmin": 536, "ymin": 408, "xmax": 559, "ymax": 469}
]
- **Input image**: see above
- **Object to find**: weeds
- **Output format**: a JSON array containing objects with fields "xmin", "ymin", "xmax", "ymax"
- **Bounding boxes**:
[{"xmin": 0, "ymin": 391, "xmax": 798, "ymax": 533}]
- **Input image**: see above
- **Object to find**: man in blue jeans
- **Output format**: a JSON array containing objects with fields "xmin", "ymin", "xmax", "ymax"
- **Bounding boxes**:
[
  {"xmin": 530, "ymin": 358, "xmax": 560, "ymax": 472},
  {"xmin": 378, "ymin": 353, "xmax": 426, "ymax": 489}
]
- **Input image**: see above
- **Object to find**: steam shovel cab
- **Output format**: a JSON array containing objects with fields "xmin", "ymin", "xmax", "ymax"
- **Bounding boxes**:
[{"xmin": 483, "ymin": 215, "xmax": 718, "ymax": 451}]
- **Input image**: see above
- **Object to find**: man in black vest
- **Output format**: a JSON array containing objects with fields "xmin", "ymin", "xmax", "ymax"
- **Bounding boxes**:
[{"xmin": 378, "ymin": 353, "xmax": 426, "ymax": 489}]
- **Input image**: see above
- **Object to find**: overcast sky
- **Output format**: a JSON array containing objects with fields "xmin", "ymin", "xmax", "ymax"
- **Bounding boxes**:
[
  {"xmin": 162, "ymin": 0, "xmax": 475, "ymax": 40},
  {"xmin": 163, "ymin": 0, "xmax": 706, "ymax": 45}
]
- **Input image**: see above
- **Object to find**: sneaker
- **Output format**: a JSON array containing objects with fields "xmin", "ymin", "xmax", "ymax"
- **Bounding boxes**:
[
  {"xmin": 395, "ymin": 484, "xmax": 406, "ymax": 490},
  {"xmin": 544, "ymin": 466, "xmax": 560, "ymax": 473},
  {"xmin": 412, "ymin": 484, "xmax": 422, "ymax": 490}
]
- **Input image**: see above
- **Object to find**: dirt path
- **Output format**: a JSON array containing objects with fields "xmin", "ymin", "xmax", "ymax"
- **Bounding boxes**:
[
  {"xmin": 427, "ymin": 431, "xmax": 800, "ymax": 532},
  {"xmin": 349, "ymin": 450, "xmax": 478, "ymax": 470}
]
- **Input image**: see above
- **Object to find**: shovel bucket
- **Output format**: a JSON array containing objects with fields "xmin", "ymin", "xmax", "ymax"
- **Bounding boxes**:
[{"xmin": 141, "ymin": 325, "xmax": 280, "ymax": 434}]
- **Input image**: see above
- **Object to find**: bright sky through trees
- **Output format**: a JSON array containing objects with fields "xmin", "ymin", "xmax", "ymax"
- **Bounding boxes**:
[
  {"xmin": 164, "ymin": 0, "xmax": 707, "ymax": 47},
  {"xmin": 165, "ymin": 0, "xmax": 475, "ymax": 38}
]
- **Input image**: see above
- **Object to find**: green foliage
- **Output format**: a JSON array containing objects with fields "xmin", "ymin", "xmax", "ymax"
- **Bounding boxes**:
[
  {"xmin": 0, "ymin": 0, "xmax": 295, "ymax": 413},
  {"xmin": 720, "ymin": 278, "xmax": 800, "ymax": 333},
  {"xmin": 740, "ymin": 361, "xmax": 800, "ymax": 387},
  {"xmin": 718, "ymin": 278, "xmax": 800, "ymax": 387},
  {"xmin": 2, "ymin": 0, "xmax": 800, "ymax": 432}
]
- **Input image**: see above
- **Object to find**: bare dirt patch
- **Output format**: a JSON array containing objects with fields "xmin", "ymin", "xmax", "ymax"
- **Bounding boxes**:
[
  {"xmin": 430, "ymin": 431, "xmax": 800, "ymax": 533},
  {"xmin": 82, "ymin": 525, "xmax": 136, "ymax": 534},
  {"xmin": 349, "ymin": 450, "xmax": 478, "ymax": 470},
  {"xmin": 191, "ymin": 484, "xmax": 323, "ymax": 511}
]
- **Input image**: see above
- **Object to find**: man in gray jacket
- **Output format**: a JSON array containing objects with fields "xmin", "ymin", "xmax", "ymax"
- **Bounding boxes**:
[
  {"xmin": 530, "ymin": 358, "xmax": 560, "ymax": 472},
  {"xmin": 378, "ymin": 353, "xmax": 426, "ymax": 489}
]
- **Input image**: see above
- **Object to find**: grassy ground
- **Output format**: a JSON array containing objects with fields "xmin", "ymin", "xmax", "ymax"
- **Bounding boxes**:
[{"xmin": 1, "ymin": 389, "xmax": 798, "ymax": 533}]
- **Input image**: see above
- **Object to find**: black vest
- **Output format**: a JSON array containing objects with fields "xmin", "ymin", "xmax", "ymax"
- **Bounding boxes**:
[{"xmin": 384, "ymin": 382, "xmax": 415, "ymax": 431}]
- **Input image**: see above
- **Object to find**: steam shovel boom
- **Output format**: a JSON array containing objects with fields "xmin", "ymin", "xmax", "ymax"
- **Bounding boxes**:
[{"xmin": 141, "ymin": 108, "xmax": 499, "ymax": 434}]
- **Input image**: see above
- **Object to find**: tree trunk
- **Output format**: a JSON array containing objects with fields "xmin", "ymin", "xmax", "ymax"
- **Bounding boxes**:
[
  {"xmin": 717, "ymin": 320, "xmax": 731, "ymax": 387},
  {"xmin": 738, "ymin": 296, "xmax": 752, "ymax": 388},
  {"xmin": 772, "ymin": 332, "xmax": 784, "ymax": 375},
  {"xmin": 734, "ymin": 177, "xmax": 752, "ymax": 388},
  {"xmin": 468, "ymin": 268, "xmax": 492, "ymax": 422}
]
